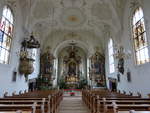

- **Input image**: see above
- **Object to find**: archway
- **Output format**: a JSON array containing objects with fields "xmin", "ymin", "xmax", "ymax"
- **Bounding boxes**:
[{"xmin": 53, "ymin": 40, "xmax": 90, "ymax": 88}]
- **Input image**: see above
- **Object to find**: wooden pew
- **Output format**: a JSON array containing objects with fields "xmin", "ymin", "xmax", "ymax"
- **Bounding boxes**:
[
  {"xmin": 118, "ymin": 111, "xmax": 150, "ymax": 113},
  {"xmin": 97, "ymin": 98, "xmax": 150, "ymax": 113},
  {"xmin": 0, "ymin": 102, "xmax": 41, "ymax": 113},
  {"xmin": 82, "ymin": 90, "xmax": 136, "ymax": 113},
  {"xmin": 0, "ymin": 110, "xmax": 31, "ymax": 113},
  {"xmin": 0, "ymin": 98, "xmax": 47, "ymax": 112},
  {"xmin": 106, "ymin": 103, "xmax": 150, "ymax": 113},
  {"xmin": 82, "ymin": 90, "xmax": 150, "ymax": 113},
  {"xmin": 0, "ymin": 90, "xmax": 63, "ymax": 113}
]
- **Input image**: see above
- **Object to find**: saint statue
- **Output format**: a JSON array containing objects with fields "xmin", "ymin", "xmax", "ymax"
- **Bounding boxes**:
[
  {"xmin": 42, "ymin": 46, "xmax": 55, "ymax": 74},
  {"xmin": 68, "ymin": 62, "xmax": 76, "ymax": 75},
  {"xmin": 118, "ymin": 58, "xmax": 124, "ymax": 74}
]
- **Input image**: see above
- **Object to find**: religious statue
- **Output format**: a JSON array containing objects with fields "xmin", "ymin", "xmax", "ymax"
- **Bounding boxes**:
[
  {"xmin": 91, "ymin": 51, "xmax": 103, "ymax": 75},
  {"xmin": 116, "ymin": 46, "xmax": 125, "ymax": 74},
  {"xmin": 41, "ymin": 46, "xmax": 55, "ymax": 74},
  {"xmin": 68, "ymin": 62, "xmax": 76, "ymax": 75},
  {"xmin": 118, "ymin": 58, "xmax": 124, "ymax": 74}
]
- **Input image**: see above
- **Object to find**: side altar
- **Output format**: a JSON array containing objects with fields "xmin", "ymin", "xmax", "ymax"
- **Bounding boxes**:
[
  {"xmin": 89, "ymin": 50, "xmax": 106, "ymax": 88},
  {"xmin": 37, "ymin": 47, "xmax": 55, "ymax": 90}
]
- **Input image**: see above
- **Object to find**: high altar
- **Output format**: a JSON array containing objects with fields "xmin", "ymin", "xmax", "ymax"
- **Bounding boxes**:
[{"xmin": 62, "ymin": 46, "xmax": 82, "ymax": 88}]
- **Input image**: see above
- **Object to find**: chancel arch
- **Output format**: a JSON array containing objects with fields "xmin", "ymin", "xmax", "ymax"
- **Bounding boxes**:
[
  {"xmin": 57, "ymin": 45, "xmax": 87, "ymax": 89},
  {"xmin": 53, "ymin": 40, "xmax": 89, "ymax": 88},
  {"xmin": 53, "ymin": 40, "xmax": 90, "ymax": 58}
]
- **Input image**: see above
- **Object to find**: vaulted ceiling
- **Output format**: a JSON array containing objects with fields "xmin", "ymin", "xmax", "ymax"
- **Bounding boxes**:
[{"xmin": 18, "ymin": 0, "xmax": 127, "ymax": 52}]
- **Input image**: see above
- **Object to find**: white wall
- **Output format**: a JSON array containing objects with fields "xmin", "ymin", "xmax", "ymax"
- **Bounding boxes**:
[
  {"xmin": 105, "ymin": 0, "xmax": 150, "ymax": 97},
  {"xmin": 0, "ymin": 0, "xmax": 39, "ymax": 97}
]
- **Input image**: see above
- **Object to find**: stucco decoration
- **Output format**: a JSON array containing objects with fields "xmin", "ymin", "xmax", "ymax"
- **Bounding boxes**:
[
  {"xmin": 32, "ymin": 0, "xmax": 53, "ymax": 19},
  {"xmin": 92, "ymin": 3, "xmax": 112, "ymax": 20},
  {"xmin": 60, "ymin": 8, "xmax": 86, "ymax": 27},
  {"xmin": 60, "ymin": 0, "xmax": 86, "ymax": 8},
  {"xmin": 130, "ymin": 0, "xmax": 140, "ymax": 9}
]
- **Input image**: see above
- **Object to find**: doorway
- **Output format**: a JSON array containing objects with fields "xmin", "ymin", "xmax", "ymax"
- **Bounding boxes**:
[
  {"xmin": 28, "ymin": 78, "xmax": 37, "ymax": 91},
  {"xmin": 108, "ymin": 78, "xmax": 117, "ymax": 92}
]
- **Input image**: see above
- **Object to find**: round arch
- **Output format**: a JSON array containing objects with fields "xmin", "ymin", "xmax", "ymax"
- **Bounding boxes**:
[
  {"xmin": 53, "ymin": 40, "xmax": 90, "ymax": 58},
  {"xmin": 52, "ymin": 39, "xmax": 91, "ymax": 87}
]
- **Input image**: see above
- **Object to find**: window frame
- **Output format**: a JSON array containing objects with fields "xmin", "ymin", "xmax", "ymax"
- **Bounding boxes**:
[
  {"xmin": 108, "ymin": 38, "xmax": 115, "ymax": 74},
  {"xmin": 131, "ymin": 6, "xmax": 150, "ymax": 66},
  {"xmin": 31, "ymin": 48, "xmax": 38, "ymax": 74},
  {"xmin": 0, "ymin": 5, "xmax": 14, "ymax": 65}
]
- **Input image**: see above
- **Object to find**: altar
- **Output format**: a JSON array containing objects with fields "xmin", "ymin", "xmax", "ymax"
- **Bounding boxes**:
[
  {"xmin": 58, "ymin": 44, "xmax": 106, "ymax": 89},
  {"xmin": 61, "ymin": 45, "xmax": 82, "ymax": 88},
  {"xmin": 65, "ymin": 75, "xmax": 79, "ymax": 88}
]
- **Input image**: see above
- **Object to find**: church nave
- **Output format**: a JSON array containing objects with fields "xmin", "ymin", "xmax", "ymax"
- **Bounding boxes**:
[{"xmin": 1, "ymin": 0, "xmax": 150, "ymax": 112}]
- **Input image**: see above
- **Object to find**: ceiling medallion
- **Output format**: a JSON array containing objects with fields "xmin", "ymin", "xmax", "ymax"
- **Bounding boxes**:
[
  {"xmin": 68, "ymin": 15, "xmax": 78, "ymax": 22},
  {"xmin": 61, "ymin": 8, "xmax": 86, "ymax": 27}
]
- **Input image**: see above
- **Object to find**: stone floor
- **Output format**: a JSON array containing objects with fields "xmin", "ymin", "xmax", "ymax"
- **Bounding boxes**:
[{"xmin": 58, "ymin": 96, "xmax": 90, "ymax": 113}]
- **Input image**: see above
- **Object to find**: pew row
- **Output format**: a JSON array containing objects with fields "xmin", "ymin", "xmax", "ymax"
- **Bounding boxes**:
[
  {"xmin": 0, "ymin": 90, "xmax": 63, "ymax": 113},
  {"xmin": 82, "ymin": 90, "xmax": 150, "ymax": 113}
]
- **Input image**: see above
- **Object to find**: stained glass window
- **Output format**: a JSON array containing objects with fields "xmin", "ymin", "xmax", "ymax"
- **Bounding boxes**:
[
  {"xmin": 31, "ymin": 49, "xmax": 37, "ymax": 60},
  {"xmin": 132, "ymin": 7, "xmax": 149, "ymax": 65},
  {"xmin": 108, "ymin": 39, "xmax": 115, "ymax": 73},
  {"xmin": 0, "ymin": 6, "xmax": 13, "ymax": 64}
]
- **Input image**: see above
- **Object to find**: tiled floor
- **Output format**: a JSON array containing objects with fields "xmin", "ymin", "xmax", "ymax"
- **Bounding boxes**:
[{"xmin": 58, "ymin": 96, "xmax": 90, "ymax": 113}]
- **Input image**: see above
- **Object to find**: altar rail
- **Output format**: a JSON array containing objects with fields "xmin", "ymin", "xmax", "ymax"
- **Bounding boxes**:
[{"xmin": 64, "ymin": 89, "xmax": 81, "ymax": 96}]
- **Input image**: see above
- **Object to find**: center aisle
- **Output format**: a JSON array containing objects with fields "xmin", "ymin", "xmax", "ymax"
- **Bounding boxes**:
[{"xmin": 58, "ymin": 96, "xmax": 90, "ymax": 113}]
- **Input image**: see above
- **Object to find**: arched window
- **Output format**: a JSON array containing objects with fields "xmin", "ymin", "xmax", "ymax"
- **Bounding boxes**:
[
  {"xmin": 0, "ymin": 6, "xmax": 14, "ymax": 64},
  {"xmin": 108, "ymin": 38, "xmax": 115, "ymax": 73},
  {"xmin": 31, "ymin": 49, "xmax": 37, "ymax": 61},
  {"xmin": 31, "ymin": 48, "xmax": 37, "ymax": 70},
  {"xmin": 132, "ymin": 7, "xmax": 149, "ymax": 65}
]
